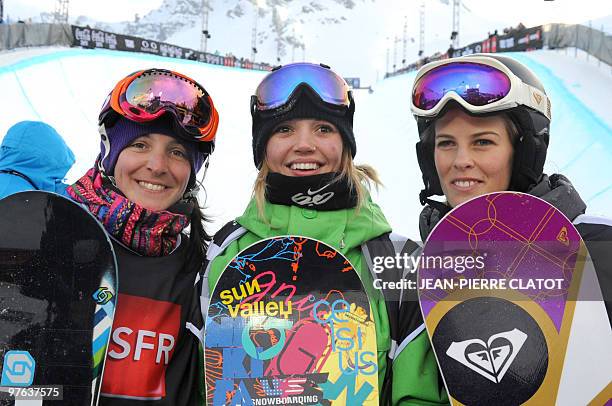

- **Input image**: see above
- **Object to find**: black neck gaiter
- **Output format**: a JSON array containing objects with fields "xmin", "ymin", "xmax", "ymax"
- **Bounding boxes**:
[{"xmin": 265, "ymin": 172, "xmax": 358, "ymax": 211}]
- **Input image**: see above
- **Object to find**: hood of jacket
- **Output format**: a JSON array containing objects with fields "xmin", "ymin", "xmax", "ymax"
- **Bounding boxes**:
[
  {"xmin": 0, "ymin": 121, "xmax": 75, "ymax": 193},
  {"xmin": 419, "ymin": 174, "xmax": 587, "ymax": 241},
  {"xmin": 237, "ymin": 193, "xmax": 392, "ymax": 254}
]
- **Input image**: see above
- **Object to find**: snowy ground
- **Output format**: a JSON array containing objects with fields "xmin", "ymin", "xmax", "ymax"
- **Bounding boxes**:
[{"xmin": 0, "ymin": 47, "xmax": 610, "ymax": 240}]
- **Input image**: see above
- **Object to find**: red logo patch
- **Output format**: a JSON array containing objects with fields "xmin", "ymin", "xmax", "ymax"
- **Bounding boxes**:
[{"xmin": 101, "ymin": 294, "xmax": 181, "ymax": 400}]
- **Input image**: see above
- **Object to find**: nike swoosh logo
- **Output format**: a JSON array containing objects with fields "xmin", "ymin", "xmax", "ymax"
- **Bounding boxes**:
[{"xmin": 307, "ymin": 183, "xmax": 331, "ymax": 195}]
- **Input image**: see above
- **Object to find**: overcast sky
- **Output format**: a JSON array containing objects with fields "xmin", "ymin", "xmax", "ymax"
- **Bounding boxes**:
[{"xmin": 6, "ymin": 0, "xmax": 611, "ymax": 25}]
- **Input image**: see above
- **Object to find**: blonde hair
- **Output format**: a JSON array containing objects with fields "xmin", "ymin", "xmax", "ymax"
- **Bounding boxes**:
[{"xmin": 253, "ymin": 149, "xmax": 382, "ymax": 221}]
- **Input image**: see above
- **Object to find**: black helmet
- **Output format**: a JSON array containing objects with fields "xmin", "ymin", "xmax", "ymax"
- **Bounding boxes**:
[{"xmin": 250, "ymin": 63, "xmax": 356, "ymax": 169}]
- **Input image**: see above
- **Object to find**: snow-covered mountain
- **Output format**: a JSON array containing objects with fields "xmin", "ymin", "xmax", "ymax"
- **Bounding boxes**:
[
  {"xmin": 12, "ymin": 0, "xmax": 612, "ymax": 83},
  {"xmin": 71, "ymin": 0, "xmax": 510, "ymax": 84},
  {"xmin": 76, "ymin": 0, "xmax": 202, "ymax": 44},
  {"xmin": 75, "ymin": 0, "xmax": 363, "ymax": 58}
]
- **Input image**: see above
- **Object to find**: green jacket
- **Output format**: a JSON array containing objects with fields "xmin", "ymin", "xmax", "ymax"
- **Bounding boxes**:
[{"xmin": 207, "ymin": 196, "xmax": 448, "ymax": 405}]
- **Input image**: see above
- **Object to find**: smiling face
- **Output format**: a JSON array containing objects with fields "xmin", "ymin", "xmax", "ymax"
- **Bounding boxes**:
[
  {"xmin": 113, "ymin": 133, "xmax": 191, "ymax": 211},
  {"xmin": 434, "ymin": 108, "xmax": 514, "ymax": 207},
  {"xmin": 265, "ymin": 118, "xmax": 344, "ymax": 176}
]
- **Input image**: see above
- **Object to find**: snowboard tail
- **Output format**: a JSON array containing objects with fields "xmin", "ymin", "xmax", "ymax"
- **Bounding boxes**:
[{"xmin": 0, "ymin": 192, "xmax": 117, "ymax": 405}]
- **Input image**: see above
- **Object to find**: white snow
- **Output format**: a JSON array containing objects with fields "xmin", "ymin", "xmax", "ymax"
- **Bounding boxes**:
[{"xmin": 0, "ymin": 46, "xmax": 610, "ymax": 240}]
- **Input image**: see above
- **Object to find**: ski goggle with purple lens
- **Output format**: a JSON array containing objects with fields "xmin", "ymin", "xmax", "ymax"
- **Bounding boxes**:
[
  {"xmin": 251, "ymin": 63, "xmax": 351, "ymax": 114},
  {"xmin": 411, "ymin": 57, "xmax": 550, "ymax": 120}
]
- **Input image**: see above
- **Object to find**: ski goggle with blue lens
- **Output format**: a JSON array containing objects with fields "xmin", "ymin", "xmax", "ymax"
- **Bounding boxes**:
[
  {"xmin": 411, "ymin": 56, "xmax": 551, "ymax": 121},
  {"xmin": 251, "ymin": 63, "xmax": 352, "ymax": 117}
]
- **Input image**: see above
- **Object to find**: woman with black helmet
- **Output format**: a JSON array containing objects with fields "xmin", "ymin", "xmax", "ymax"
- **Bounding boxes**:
[
  {"xmin": 203, "ymin": 62, "xmax": 448, "ymax": 405},
  {"xmin": 410, "ymin": 54, "xmax": 611, "ymax": 325},
  {"xmin": 66, "ymin": 69, "xmax": 218, "ymax": 405}
]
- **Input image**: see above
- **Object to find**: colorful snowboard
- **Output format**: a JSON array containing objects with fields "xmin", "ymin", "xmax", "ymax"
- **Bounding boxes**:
[
  {"xmin": 418, "ymin": 192, "xmax": 611, "ymax": 405},
  {"xmin": 204, "ymin": 236, "xmax": 379, "ymax": 405},
  {"xmin": 0, "ymin": 191, "xmax": 117, "ymax": 405}
]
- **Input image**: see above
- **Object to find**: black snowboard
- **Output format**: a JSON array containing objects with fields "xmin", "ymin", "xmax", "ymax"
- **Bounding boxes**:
[{"xmin": 0, "ymin": 191, "xmax": 117, "ymax": 405}]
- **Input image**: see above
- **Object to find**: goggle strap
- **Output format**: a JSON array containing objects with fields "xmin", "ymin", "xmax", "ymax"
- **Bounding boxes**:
[
  {"xmin": 519, "ymin": 84, "xmax": 536, "ymax": 114},
  {"xmin": 507, "ymin": 78, "xmax": 549, "ymax": 120},
  {"xmin": 98, "ymin": 124, "xmax": 112, "ymax": 174},
  {"xmin": 182, "ymin": 155, "xmax": 210, "ymax": 201},
  {"xmin": 201, "ymin": 155, "xmax": 210, "ymax": 182},
  {"xmin": 525, "ymin": 84, "xmax": 550, "ymax": 119},
  {"xmin": 348, "ymin": 91, "xmax": 355, "ymax": 115}
]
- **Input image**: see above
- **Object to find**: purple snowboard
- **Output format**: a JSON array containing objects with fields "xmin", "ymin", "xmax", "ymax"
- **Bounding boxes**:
[{"xmin": 418, "ymin": 192, "xmax": 599, "ymax": 405}]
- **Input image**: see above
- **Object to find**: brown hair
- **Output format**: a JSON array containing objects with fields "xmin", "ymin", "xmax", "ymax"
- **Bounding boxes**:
[
  {"xmin": 183, "ymin": 194, "xmax": 212, "ymax": 267},
  {"xmin": 426, "ymin": 111, "xmax": 521, "ymax": 143},
  {"xmin": 501, "ymin": 113, "xmax": 521, "ymax": 144}
]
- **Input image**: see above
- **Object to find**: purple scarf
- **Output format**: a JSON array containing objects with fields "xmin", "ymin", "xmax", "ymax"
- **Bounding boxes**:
[{"xmin": 66, "ymin": 168, "xmax": 189, "ymax": 256}]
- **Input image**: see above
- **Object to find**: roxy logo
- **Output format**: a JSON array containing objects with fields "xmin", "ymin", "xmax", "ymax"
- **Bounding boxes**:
[
  {"xmin": 532, "ymin": 91, "xmax": 543, "ymax": 105},
  {"xmin": 291, "ymin": 184, "xmax": 334, "ymax": 206},
  {"xmin": 446, "ymin": 328, "xmax": 527, "ymax": 383}
]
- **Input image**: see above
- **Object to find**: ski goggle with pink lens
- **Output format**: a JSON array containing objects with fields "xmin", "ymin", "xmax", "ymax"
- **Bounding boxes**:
[
  {"xmin": 411, "ymin": 57, "xmax": 550, "ymax": 121},
  {"xmin": 251, "ymin": 63, "xmax": 352, "ymax": 116},
  {"xmin": 100, "ymin": 69, "xmax": 219, "ymax": 142}
]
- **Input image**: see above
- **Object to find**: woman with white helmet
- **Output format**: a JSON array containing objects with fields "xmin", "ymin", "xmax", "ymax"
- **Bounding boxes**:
[{"xmin": 409, "ymin": 54, "xmax": 610, "ymax": 325}]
